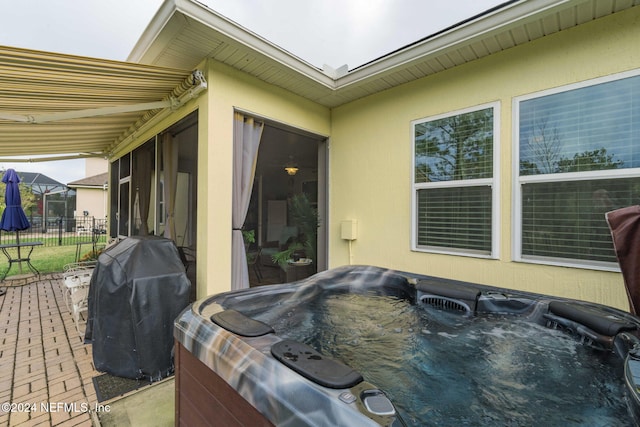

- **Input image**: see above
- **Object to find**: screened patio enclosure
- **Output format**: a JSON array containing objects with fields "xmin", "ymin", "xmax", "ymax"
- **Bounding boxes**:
[
  {"xmin": 232, "ymin": 114, "xmax": 327, "ymax": 289},
  {"xmin": 110, "ymin": 112, "xmax": 198, "ymax": 289}
]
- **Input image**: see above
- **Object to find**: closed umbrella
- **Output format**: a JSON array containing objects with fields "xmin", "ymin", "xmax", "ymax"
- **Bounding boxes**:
[
  {"xmin": 606, "ymin": 205, "xmax": 640, "ymax": 315},
  {"xmin": 0, "ymin": 169, "xmax": 31, "ymax": 279}
]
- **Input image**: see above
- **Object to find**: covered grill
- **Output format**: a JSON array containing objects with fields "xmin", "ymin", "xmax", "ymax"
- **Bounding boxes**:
[{"xmin": 85, "ymin": 236, "xmax": 191, "ymax": 381}]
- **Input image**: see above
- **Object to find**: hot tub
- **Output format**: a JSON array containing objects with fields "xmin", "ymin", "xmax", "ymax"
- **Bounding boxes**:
[{"xmin": 174, "ymin": 266, "xmax": 640, "ymax": 426}]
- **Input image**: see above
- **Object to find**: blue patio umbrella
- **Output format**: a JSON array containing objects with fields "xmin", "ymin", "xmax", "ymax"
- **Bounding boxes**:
[
  {"xmin": 1, "ymin": 169, "xmax": 30, "ymax": 232},
  {"xmin": 0, "ymin": 169, "xmax": 31, "ymax": 278}
]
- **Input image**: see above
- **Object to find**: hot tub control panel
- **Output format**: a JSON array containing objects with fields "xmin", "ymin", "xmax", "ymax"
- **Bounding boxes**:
[
  {"xmin": 361, "ymin": 390, "xmax": 397, "ymax": 416},
  {"xmin": 349, "ymin": 381, "xmax": 407, "ymax": 427}
]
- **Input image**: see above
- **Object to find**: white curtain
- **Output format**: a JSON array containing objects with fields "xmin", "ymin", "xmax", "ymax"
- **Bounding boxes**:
[
  {"xmin": 133, "ymin": 145, "xmax": 152, "ymax": 235},
  {"xmin": 163, "ymin": 132, "xmax": 178, "ymax": 240},
  {"xmin": 232, "ymin": 112, "xmax": 264, "ymax": 290}
]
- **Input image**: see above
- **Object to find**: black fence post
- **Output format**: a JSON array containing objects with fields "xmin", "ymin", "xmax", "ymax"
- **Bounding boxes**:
[{"xmin": 58, "ymin": 217, "xmax": 63, "ymax": 246}]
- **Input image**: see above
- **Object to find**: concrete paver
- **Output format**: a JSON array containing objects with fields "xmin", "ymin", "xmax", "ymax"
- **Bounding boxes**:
[{"xmin": 0, "ymin": 275, "xmax": 101, "ymax": 427}]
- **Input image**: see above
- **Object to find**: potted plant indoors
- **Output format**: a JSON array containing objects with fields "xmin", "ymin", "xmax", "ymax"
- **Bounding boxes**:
[
  {"xmin": 271, "ymin": 193, "xmax": 319, "ymax": 267},
  {"xmin": 242, "ymin": 229, "xmax": 256, "ymax": 248}
]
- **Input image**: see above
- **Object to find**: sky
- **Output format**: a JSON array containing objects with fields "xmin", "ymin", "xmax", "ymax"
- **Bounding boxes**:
[{"xmin": 0, "ymin": 0, "xmax": 504, "ymax": 183}]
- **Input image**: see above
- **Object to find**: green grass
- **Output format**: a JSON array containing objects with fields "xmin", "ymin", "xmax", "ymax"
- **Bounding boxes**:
[
  {"xmin": 2, "ymin": 245, "xmax": 92, "ymax": 278},
  {"xmin": 1, "ymin": 236, "xmax": 106, "ymax": 247},
  {"xmin": 31, "ymin": 246, "xmax": 79, "ymax": 274},
  {"xmin": 0, "ymin": 235, "xmax": 107, "ymax": 279}
]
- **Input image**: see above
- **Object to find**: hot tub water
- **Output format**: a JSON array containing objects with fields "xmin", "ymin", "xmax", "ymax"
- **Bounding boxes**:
[
  {"xmin": 175, "ymin": 266, "xmax": 640, "ymax": 426},
  {"xmin": 254, "ymin": 292, "xmax": 633, "ymax": 426}
]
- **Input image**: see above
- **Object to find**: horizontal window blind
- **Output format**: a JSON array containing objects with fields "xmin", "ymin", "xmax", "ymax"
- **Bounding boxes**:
[
  {"xmin": 517, "ymin": 71, "xmax": 640, "ymax": 267},
  {"xmin": 520, "ymin": 74, "xmax": 640, "ymax": 176},
  {"xmin": 413, "ymin": 105, "xmax": 496, "ymax": 256},
  {"xmin": 521, "ymin": 178, "xmax": 640, "ymax": 263},
  {"xmin": 415, "ymin": 108, "xmax": 493, "ymax": 183},
  {"xmin": 416, "ymin": 186, "xmax": 492, "ymax": 253}
]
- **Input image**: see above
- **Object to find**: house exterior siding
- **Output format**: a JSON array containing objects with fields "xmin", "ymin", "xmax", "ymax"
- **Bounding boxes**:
[
  {"xmin": 74, "ymin": 187, "xmax": 107, "ymax": 219},
  {"xmin": 116, "ymin": 59, "xmax": 331, "ymax": 298},
  {"xmin": 112, "ymin": 4, "xmax": 640, "ymax": 308},
  {"xmin": 198, "ymin": 60, "xmax": 330, "ymax": 296},
  {"xmin": 329, "ymin": 7, "xmax": 640, "ymax": 310}
]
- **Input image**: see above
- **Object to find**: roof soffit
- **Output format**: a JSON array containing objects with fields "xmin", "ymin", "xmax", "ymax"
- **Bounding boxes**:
[
  {"xmin": 130, "ymin": 0, "xmax": 335, "ymax": 87},
  {"xmin": 131, "ymin": 0, "xmax": 640, "ymax": 108},
  {"xmin": 334, "ymin": 0, "xmax": 570, "ymax": 88}
]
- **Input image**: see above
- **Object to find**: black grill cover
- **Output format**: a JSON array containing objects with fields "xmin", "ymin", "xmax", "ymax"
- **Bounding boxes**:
[{"xmin": 84, "ymin": 236, "xmax": 191, "ymax": 381}]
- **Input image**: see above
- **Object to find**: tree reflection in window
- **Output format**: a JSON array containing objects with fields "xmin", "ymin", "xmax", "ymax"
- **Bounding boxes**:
[
  {"xmin": 516, "ymin": 73, "xmax": 640, "ymax": 266},
  {"xmin": 413, "ymin": 105, "xmax": 497, "ymax": 256},
  {"xmin": 519, "ymin": 74, "xmax": 640, "ymax": 176},
  {"xmin": 415, "ymin": 108, "xmax": 493, "ymax": 183}
]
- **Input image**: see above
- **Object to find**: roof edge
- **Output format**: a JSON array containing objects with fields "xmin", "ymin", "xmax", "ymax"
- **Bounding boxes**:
[
  {"xmin": 335, "ymin": 0, "xmax": 577, "ymax": 88},
  {"xmin": 127, "ymin": 0, "xmax": 179, "ymax": 63},
  {"xmin": 128, "ymin": 0, "xmax": 632, "ymax": 109},
  {"xmin": 130, "ymin": 0, "xmax": 337, "ymax": 89}
]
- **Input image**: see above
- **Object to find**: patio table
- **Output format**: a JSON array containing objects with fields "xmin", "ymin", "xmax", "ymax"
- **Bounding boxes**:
[
  {"xmin": 280, "ymin": 258, "xmax": 314, "ymax": 282},
  {"xmin": 0, "ymin": 241, "xmax": 43, "ymax": 281}
]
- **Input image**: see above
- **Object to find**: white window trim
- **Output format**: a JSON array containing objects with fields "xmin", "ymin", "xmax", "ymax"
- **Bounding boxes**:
[
  {"xmin": 411, "ymin": 101, "xmax": 500, "ymax": 259},
  {"xmin": 512, "ymin": 68, "xmax": 640, "ymax": 272}
]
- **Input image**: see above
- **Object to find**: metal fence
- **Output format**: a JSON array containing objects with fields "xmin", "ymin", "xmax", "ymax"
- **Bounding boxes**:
[{"xmin": 0, "ymin": 216, "xmax": 108, "ymax": 248}]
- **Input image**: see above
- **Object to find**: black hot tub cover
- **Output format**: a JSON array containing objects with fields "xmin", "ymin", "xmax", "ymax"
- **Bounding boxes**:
[{"xmin": 85, "ymin": 236, "xmax": 191, "ymax": 380}]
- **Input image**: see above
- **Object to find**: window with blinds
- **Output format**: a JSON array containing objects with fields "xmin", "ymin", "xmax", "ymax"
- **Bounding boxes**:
[
  {"xmin": 515, "ymin": 70, "xmax": 640, "ymax": 269},
  {"xmin": 412, "ymin": 103, "xmax": 499, "ymax": 257}
]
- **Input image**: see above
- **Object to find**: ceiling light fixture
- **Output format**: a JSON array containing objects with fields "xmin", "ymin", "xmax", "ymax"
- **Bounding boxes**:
[
  {"xmin": 284, "ymin": 166, "xmax": 299, "ymax": 176},
  {"xmin": 284, "ymin": 155, "xmax": 298, "ymax": 176}
]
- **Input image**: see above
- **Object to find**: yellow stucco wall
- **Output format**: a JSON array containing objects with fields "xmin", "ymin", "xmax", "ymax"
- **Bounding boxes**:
[
  {"xmin": 75, "ymin": 187, "xmax": 108, "ymax": 220},
  {"xmin": 200, "ymin": 60, "xmax": 331, "ymax": 297},
  {"xmin": 329, "ymin": 8, "xmax": 640, "ymax": 310},
  {"xmin": 110, "ymin": 58, "xmax": 330, "ymax": 299}
]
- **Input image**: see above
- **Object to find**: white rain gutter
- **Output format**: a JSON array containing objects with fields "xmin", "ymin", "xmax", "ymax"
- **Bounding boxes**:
[
  {"xmin": 129, "ymin": 0, "xmax": 336, "ymax": 86},
  {"xmin": 335, "ymin": 0, "xmax": 575, "ymax": 89}
]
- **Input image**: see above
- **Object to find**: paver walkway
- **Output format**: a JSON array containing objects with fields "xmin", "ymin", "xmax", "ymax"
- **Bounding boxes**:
[{"xmin": 0, "ymin": 275, "xmax": 100, "ymax": 426}]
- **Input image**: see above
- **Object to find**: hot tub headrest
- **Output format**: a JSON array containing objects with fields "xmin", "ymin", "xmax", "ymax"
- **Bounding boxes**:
[
  {"xmin": 271, "ymin": 340, "xmax": 363, "ymax": 389},
  {"xmin": 210, "ymin": 309, "xmax": 274, "ymax": 337},
  {"xmin": 417, "ymin": 279, "xmax": 481, "ymax": 312},
  {"xmin": 548, "ymin": 301, "xmax": 637, "ymax": 337}
]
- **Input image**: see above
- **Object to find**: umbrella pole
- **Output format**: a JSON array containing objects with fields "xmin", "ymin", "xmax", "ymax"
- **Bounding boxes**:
[{"xmin": 16, "ymin": 231, "xmax": 23, "ymax": 275}]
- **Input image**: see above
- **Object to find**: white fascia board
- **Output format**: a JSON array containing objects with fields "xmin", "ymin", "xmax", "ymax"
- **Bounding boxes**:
[
  {"xmin": 132, "ymin": 0, "xmax": 336, "ymax": 89},
  {"xmin": 335, "ymin": 0, "xmax": 579, "ymax": 89},
  {"xmin": 128, "ymin": 0, "xmax": 591, "ymax": 101},
  {"xmin": 128, "ymin": 0, "xmax": 180, "ymax": 63},
  {"xmin": 175, "ymin": 0, "xmax": 337, "ymax": 88}
]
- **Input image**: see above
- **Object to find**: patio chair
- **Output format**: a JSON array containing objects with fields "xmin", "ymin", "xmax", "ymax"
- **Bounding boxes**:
[
  {"xmin": 74, "ymin": 228, "xmax": 103, "ymax": 263},
  {"xmin": 247, "ymin": 247, "xmax": 263, "ymax": 283},
  {"xmin": 62, "ymin": 261, "xmax": 95, "ymax": 337}
]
